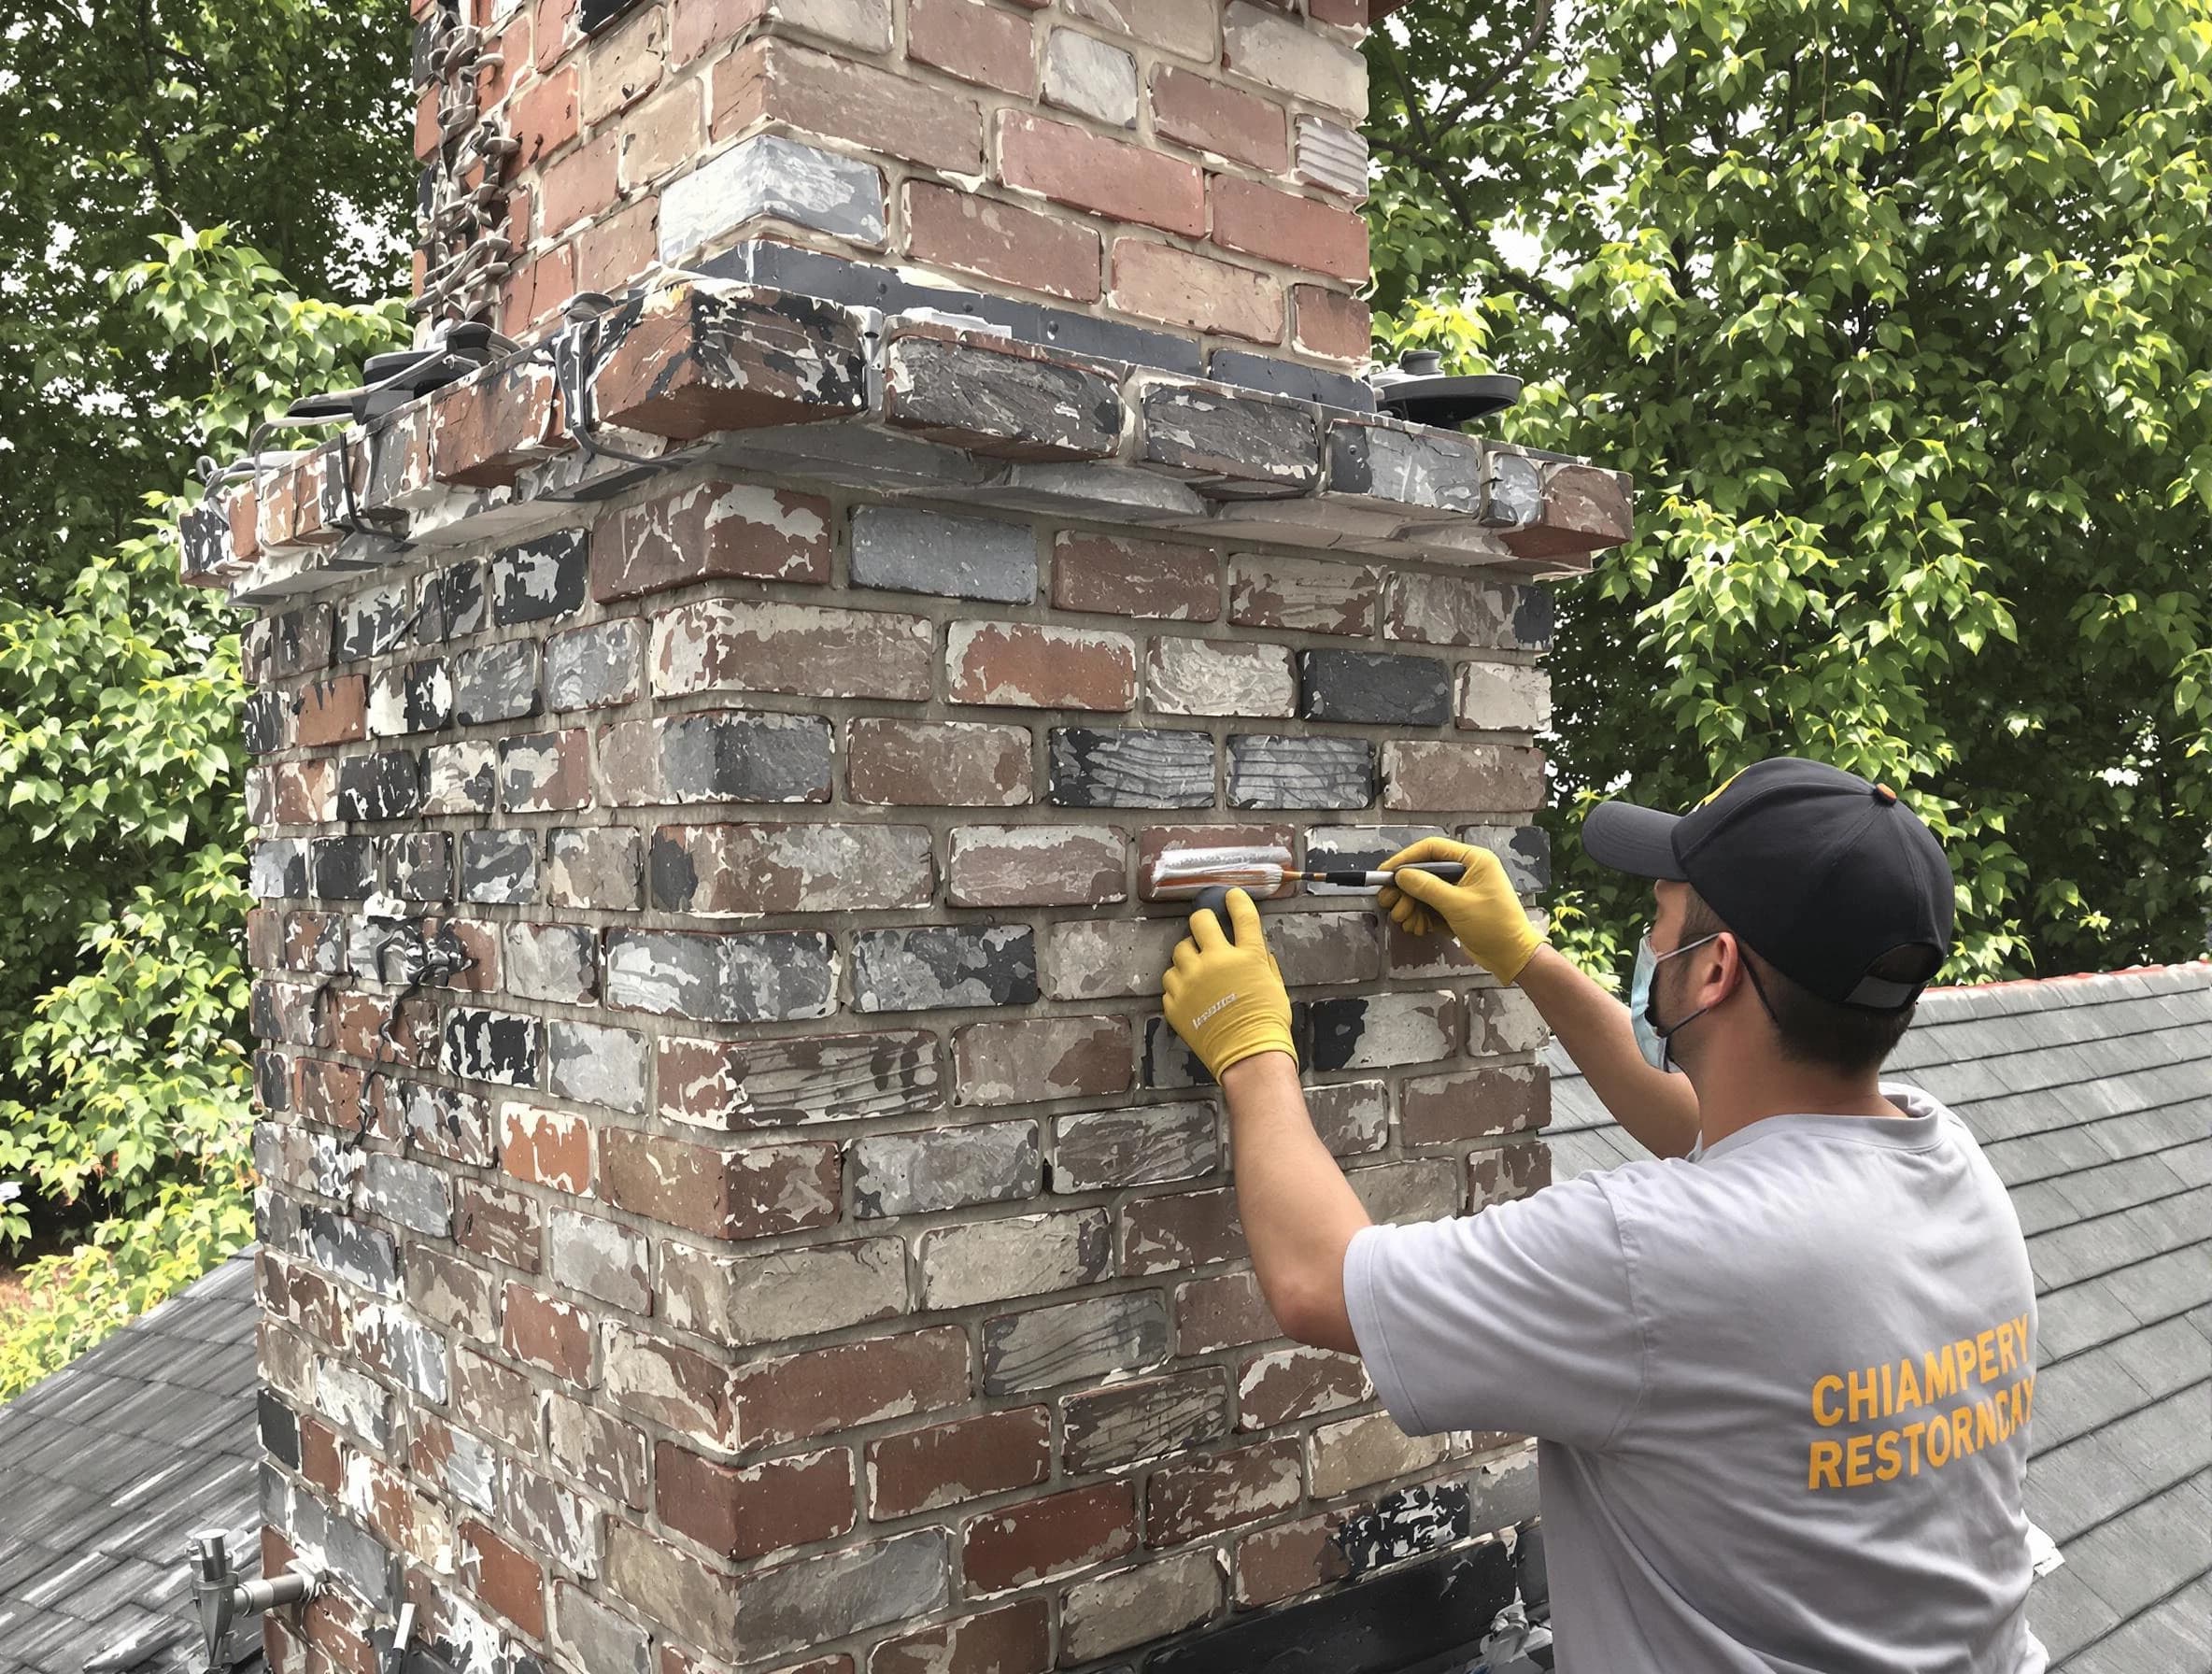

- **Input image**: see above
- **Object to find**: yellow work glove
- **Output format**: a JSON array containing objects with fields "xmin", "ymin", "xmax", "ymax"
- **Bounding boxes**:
[
  {"xmin": 1376, "ymin": 836, "xmax": 1544, "ymax": 983},
  {"xmin": 1161, "ymin": 888, "xmax": 1297, "ymax": 1080}
]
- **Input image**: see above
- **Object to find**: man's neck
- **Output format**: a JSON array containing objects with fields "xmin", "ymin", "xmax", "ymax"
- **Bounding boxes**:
[{"xmin": 1689, "ymin": 1070, "xmax": 1907, "ymax": 1152}]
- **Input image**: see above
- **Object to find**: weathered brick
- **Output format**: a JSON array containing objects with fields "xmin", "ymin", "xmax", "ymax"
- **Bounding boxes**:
[
  {"xmin": 606, "ymin": 710, "xmax": 837, "ymax": 806},
  {"xmin": 903, "ymin": 181, "xmax": 1097, "ymax": 301},
  {"xmin": 1238, "ymin": 1344, "xmax": 1371, "ymax": 1429},
  {"xmin": 501, "ymin": 728, "xmax": 592, "ymax": 812},
  {"xmin": 544, "ymin": 828, "xmax": 643, "ymax": 911},
  {"xmin": 547, "ymin": 1394, "xmax": 651, "ymax": 1508},
  {"xmin": 1380, "ymin": 740, "xmax": 1545, "ymax": 813},
  {"xmin": 729, "ymin": 1326, "xmax": 972, "ymax": 1452},
  {"xmin": 444, "ymin": 1009, "xmax": 542, "ymax": 1088},
  {"xmin": 869, "ymin": 1599, "xmax": 1052, "ymax": 1674},
  {"xmin": 1456, "ymin": 660, "xmax": 1553, "ymax": 733},
  {"xmin": 1469, "ymin": 1137, "xmax": 1552, "ymax": 1209},
  {"xmin": 1146, "ymin": 637, "xmax": 1296, "ymax": 717},
  {"xmin": 1306, "ymin": 1076, "xmax": 1392, "ymax": 1157},
  {"xmin": 552, "ymin": 1581, "xmax": 650, "ymax": 1674},
  {"xmin": 1061, "ymin": 1548, "xmax": 1221, "ymax": 1662},
  {"xmin": 548, "ymin": 1019, "xmax": 651, "ymax": 1114},
  {"xmin": 659, "ymin": 130, "xmax": 887, "ymax": 262},
  {"xmin": 1150, "ymin": 64, "xmax": 1286, "ymax": 170},
  {"xmin": 852, "ymin": 1120, "xmax": 1040, "ymax": 1217},
  {"xmin": 1050, "ymin": 1100, "xmax": 1219, "ymax": 1191},
  {"xmin": 334, "ymin": 752, "xmax": 421, "ymax": 822},
  {"xmin": 867, "ymin": 1410, "xmax": 1053, "ymax": 1520},
  {"xmin": 1047, "ymin": 727, "xmax": 1214, "ymax": 808},
  {"xmin": 946, "ymin": 824, "xmax": 1126, "ymax": 908},
  {"xmin": 461, "ymin": 831, "xmax": 538, "ymax": 907},
  {"xmin": 1382, "ymin": 574, "xmax": 1549, "ymax": 648},
  {"xmin": 983, "ymin": 1290, "xmax": 1168, "ymax": 1394},
  {"xmin": 546, "ymin": 619, "xmax": 645, "ymax": 712},
  {"xmin": 454, "ymin": 1346, "xmax": 538, "ymax": 1452},
  {"xmin": 714, "ymin": 37, "xmax": 984, "ymax": 173},
  {"xmin": 964, "ymin": 1482, "xmax": 1135, "ymax": 1592},
  {"xmin": 1063, "ymin": 0, "xmax": 1216, "ymax": 60},
  {"xmin": 605, "ymin": 1523, "xmax": 737, "ymax": 1646},
  {"xmin": 662, "ymin": 1238, "xmax": 906, "ymax": 1345},
  {"xmin": 1308, "ymin": 1411, "xmax": 1453, "ymax": 1497},
  {"xmin": 1148, "ymin": 1438, "xmax": 1303, "ymax": 1545},
  {"xmin": 451, "ymin": 641, "xmax": 543, "ymax": 726},
  {"xmin": 1060, "ymin": 1369, "xmax": 1229, "ymax": 1475},
  {"xmin": 947, "ymin": 620, "xmax": 1137, "ymax": 711},
  {"xmin": 604, "ymin": 929, "xmax": 837, "ymax": 1022},
  {"xmin": 594, "ymin": 479, "xmax": 832, "ymax": 602},
  {"xmin": 502, "ymin": 1103, "xmax": 593, "ymax": 1193},
  {"xmin": 651, "ymin": 822, "xmax": 935, "ymax": 915},
  {"xmin": 504, "ymin": 1282, "xmax": 594, "ymax": 1381},
  {"xmin": 455, "ymin": 1179, "xmax": 545, "ymax": 1273},
  {"xmin": 1120, "ymin": 1184, "xmax": 1242, "ymax": 1275},
  {"xmin": 1401, "ymin": 1062, "xmax": 1546, "ymax": 1148},
  {"xmin": 849, "ymin": 925, "xmax": 1038, "ymax": 1013},
  {"xmin": 850, "ymin": 505, "xmax": 1037, "ymax": 603},
  {"xmin": 656, "ymin": 1442, "xmax": 854, "ymax": 1561},
  {"xmin": 361, "ymin": 1154, "xmax": 453, "ymax": 1238},
  {"xmin": 461, "ymin": 1518, "xmax": 546, "ymax": 1637},
  {"xmin": 1298, "ymin": 648, "xmax": 1452, "ymax": 727},
  {"xmin": 1334, "ymin": 1482, "xmax": 1476, "ymax": 1582},
  {"xmin": 602, "ymin": 1131, "xmax": 843, "ymax": 1241},
  {"xmin": 1349, "ymin": 1159, "xmax": 1461, "ymax": 1226},
  {"xmin": 1111, "ymin": 240, "xmax": 1284, "ymax": 344},
  {"xmin": 1234, "ymin": 1511, "xmax": 1351, "ymax": 1609},
  {"xmin": 590, "ymin": 282, "xmax": 871, "ymax": 440},
  {"xmin": 1174, "ymin": 1268, "xmax": 1279, "ymax": 1356},
  {"xmin": 1465, "ymin": 987, "xmax": 1549, "ymax": 1056},
  {"xmin": 1052, "ymin": 532, "xmax": 1220, "ymax": 620},
  {"xmin": 737, "ymin": 1531, "xmax": 952, "ymax": 1664},
  {"xmin": 906, "ymin": 0, "xmax": 1038, "ymax": 95},
  {"xmin": 426, "ymin": 741, "xmax": 500, "ymax": 816},
  {"xmin": 385, "ymin": 832, "xmax": 453, "ymax": 901},
  {"xmin": 848, "ymin": 718, "xmax": 1032, "ymax": 806},
  {"xmin": 490, "ymin": 529, "xmax": 589, "ymax": 626},
  {"xmin": 1227, "ymin": 735, "xmax": 1373, "ymax": 809},
  {"xmin": 657, "ymin": 1030, "xmax": 942, "ymax": 1130},
  {"xmin": 294, "ymin": 678, "xmax": 367, "ymax": 747},
  {"xmin": 884, "ymin": 329, "xmax": 1124, "ymax": 461},
  {"xmin": 1043, "ymin": 27, "xmax": 1136, "ymax": 126},
  {"xmin": 310, "ymin": 836, "xmax": 375, "ymax": 901},
  {"xmin": 652, "ymin": 599, "xmax": 934, "ymax": 702},
  {"xmin": 999, "ymin": 111, "xmax": 1202, "ymax": 236},
  {"xmin": 1308, "ymin": 990, "xmax": 1458, "ymax": 1072},
  {"xmin": 917, "ymin": 1209, "xmax": 1113, "ymax": 1310},
  {"xmin": 1041, "ymin": 917, "xmax": 1182, "ymax": 1001},
  {"xmin": 1229, "ymin": 555, "xmax": 1382, "ymax": 636},
  {"xmin": 1222, "ymin": 0, "xmax": 1368, "ymax": 118},
  {"xmin": 952, "ymin": 1014, "xmax": 1129, "ymax": 1108},
  {"xmin": 548, "ymin": 1208, "xmax": 650, "ymax": 1312}
]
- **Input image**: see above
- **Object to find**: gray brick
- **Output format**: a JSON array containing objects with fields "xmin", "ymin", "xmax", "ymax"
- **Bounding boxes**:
[
  {"xmin": 659, "ymin": 710, "xmax": 834, "ymax": 804},
  {"xmin": 983, "ymin": 1291, "xmax": 1170, "ymax": 1394},
  {"xmin": 334, "ymin": 752, "xmax": 421, "ymax": 821},
  {"xmin": 1051, "ymin": 1102, "xmax": 1221, "ymax": 1191},
  {"xmin": 1048, "ymin": 727, "xmax": 1215, "ymax": 808},
  {"xmin": 850, "ymin": 505, "xmax": 1038, "ymax": 603},
  {"xmin": 385, "ymin": 831, "xmax": 453, "ymax": 901},
  {"xmin": 852, "ymin": 1121, "xmax": 1042, "ymax": 1217},
  {"xmin": 1061, "ymin": 1369, "xmax": 1230, "ymax": 1473},
  {"xmin": 547, "ymin": 1020, "xmax": 650, "ymax": 1114},
  {"xmin": 660, "ymin": 133, "xmax": 887, "ymax": 263},
  {"xmin": 440, "ymin": 1008, "xmax": 542, "ymax": 1088},
  {"xmin": 546, "ymin": 618, "xmax": 645, "ymax": 711},
  {"xmin": 504, "ymin": 922, "xmax": 600, "ymax": 1004},
  {"xmin": 1045, "ymin": 27, "xmax": 1138, "ymax": 126},
  {"xmin": 1138, "ymin": 381, "xmax": 1321, "ymax": 497},
  {"xmin": 1308, "ymin": 991, "xmax": 1458, "ymax": 1071},
  {"xmin": 1227, "ymin": 735, "xmax": 1373, "ymax": 809},
  {"xmin": 461, "ymin": 830, "xmax": 538, "ymax": 904},
  {"xmin": 250, "ymin": 840, "xmax": 307, "ymax": 900},
  {"xmin": 850, "ymin": 925, "xmax": 1039, "ymax": 1012},
  {"xmin": 425, "ymin": 560, "xmax": 487, "ymax": 642},
  {"xmin": 661, "ymin": 1238, "xmax": 906, "ymax": 1344},
  {"xmin": 362, "ymin": 1155, "xmax": 453, "ymax": 1237},
  {"xmin": 1299, "ymin": 649, "xmax": 1452, "ymax": 726},
  {"xmin": 304, "ymin": 1208, "xmax": 400, "ymax": 1298},
  {"xmin": 490, "ymin": 528, "xmax": 589, "ymax": 626},
  {"xmin": 311, "ymin": 835, "xmax": 376, "ymax": 900},
  {"xmin": 736, "ymin": 1530, "xmax": 949, "ymax": 1665},
  {"xmin": 547, "ymin": 1209, "xmax": 651, "ymax": 1312},
  {"xmin": 450, "ymin": 640, "xmax": 543, "ymax": 726},
  {"xmin": 918, "ymin": 1210, "xmax": 1113, "ymax": 1310},
  {"xmin": 338, "ymin": 580, "xmax": 411, "ymax": 661},
  {"xmin": 545, "ymin": 827, "xmax": 644, "ymax": 910},
  {"xmin": 425, "ymin": 740, "xmax": 499, "ymax": 815},
  {"xmin": 604, "ymin": 929, "xmax": 837, "ymax": 1023}
]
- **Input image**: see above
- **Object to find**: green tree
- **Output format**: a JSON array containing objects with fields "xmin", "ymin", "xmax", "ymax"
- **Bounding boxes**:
[{"xmin": 1367, "ymin": 0, "xmax": 2212, "ymax": 986}]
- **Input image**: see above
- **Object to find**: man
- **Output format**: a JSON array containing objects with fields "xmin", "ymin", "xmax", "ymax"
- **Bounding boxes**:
[{"xmin": 1161, "ymin": 757, "xmax": 2044, "ymax": 1673}]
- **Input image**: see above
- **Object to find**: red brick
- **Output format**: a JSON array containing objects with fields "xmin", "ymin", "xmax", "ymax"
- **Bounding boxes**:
[
  {"xmin": 1229, "ymin": 553, "xmax": 1382, "ymax": 635},
  {"xmin": 293, "ymin": 677, "xmax": 366, "ymax": 747},
  {"xmin": 273, "ymin": 761, "xmax": 334, "ymax": 824},
  {"xmin": 1211, "ymin": 176, "xmax": 1368, "ymax": 283},
  {"xmin": 601, "ymin": 1130, "xmax": 842, "ymax": 1241},
  {"xmin": 1173, "ymin": 1268, "xmax": 1280, "ymax": 1356},
  {"xmin": 461, "ymin": 1520, "xmax": 546, "ymax": 1638},
  {"xmin": 1400, "ymin": 1065, "xmax": 1547, "ymax": 1147},
  {"xmin": 1132, "ymin": 824, "xmax": 1296, "ymax": 902},
  {"xmin": 1121, "ymin": 1185, "xmax": 1244, "ymax": 1274},
  {"xmin": 713, "ymin": 39, "xmax": 984, "ymax": 172},
  {"xmin": 730, "ymin": 1326, "xmax": 972, "ymax": 1451},
  {"xmin": 945, "ymin": 829, "xmax": 1128, "ymax": 909},
  {"xmin": 503, "ymin": 1282, "xmax": 593, "ymax": 1380},
  {"xmin": 510, "ymin": 67, "xmax": 579, "ymax": 165},
  {"xmin": 907, "ymin": 0, "xmax": 1037, "ymax": 93},
  {"xmin": 868, "ymin": 1600, "xmax": 1052, "ymax": 1674},
  {"xmin": 1146, "ymin": 1437, "xmax": 1304, "ymax": 1544},
  {"xmin": 946, "ymin": 620, "xmax": 1137, "ymax": 711},
  {"xmin": 300, "ymin": 1414, "xmax": 343, "ymax": 1494},
  {"xmin": 951, "ymin": 1013, "xmax": 1130, "ymax": 1103},
  {"xmin": 847, "ymin": 718, "xmax": 1032, "ymax": 806},
  {"xmin": 1293, "ymin": 283, "xmax": 1372, "ymax": 362},
  {"xmin": 1469, "ymin": 1138, "xmax": 1552, "ymax": 1209},
  {"xmin": 1110, "ymin": 239, "xmax": 1283, "ymax": 344},
  {"xmin": 579, "ymin": 3, "xmax": 666, "ymax": 124},
  {"xmin": 501, "ymin": 1105, "xmax": 592, "ymax": 1193},
  {"xmin": 998, "ymin": 111, "xmax": 1203, "ymax": 236},
  {"xmin": 456, "ymin": 1182, "xmax": 546, "ymax": 1276},
  {"xmin": 293, "ymin": 1058, "xmax": 363, "ymax": 1131},
  {"xmin": 329, "ymin": 990, "xmax": 437, "ymax": 1067},
  {"xmin": 595, "ymin": 478, "xmax": 832, "ymax": 602},
  {"xmin": 963, "ymin": 1482, "xmax": 1135, "ymax": 1591},
  {"xmin": 621, "ymin": 77, "xmax": 705, "ymax": 191},
  {"xmin": 903, "ymin": 182, "xmax": 1100, "ymax": 304},
  {"xmin": 1235, "ymin": 1510, "xmax": 1351, "ymax": 1607},
  {"xmin": 1149, "ymin": 65, "xmax": 1287, "ymax": 171},
  {"xmin": 538, "ymin": 129, "xmax": 618, "ymax": 235},
  {"xmin": 652, "ymin": 599, "xmax": 932, "ymax": 702},
  {"xmin": 655, "ymin": 1442, "xmax": 854, "ymax": 1560},
  {"xmin": 533, "ymin": 0, "xmax": 576, "ymax": 72},
  {"xmin": 1238, "ymin": 1344, "xmax": 1370, "ymax": 1428},
  {"xmin": 454, "ymin": 1344, "xmax": 540, "ymax": 1450},
  {"xmin": 865, "ymin": 1407, "xmax": 1052, "ymax": 1518},
  {"xmin": 672, "ymin": 0, "xmax": 766, "ymax": 64},
  {"xmin": 577, "ymin": 194, "xmax": 659, "ymax": 293},
  {"xmin": 1312, "ymin": 0, "xmax": 1368, "ymax": 23},
  {"xmin": 1051, "ymin": 532, "xmax": 1220, "ymax": 620}
]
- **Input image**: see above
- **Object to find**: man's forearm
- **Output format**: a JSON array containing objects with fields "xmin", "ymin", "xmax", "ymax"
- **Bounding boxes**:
[
  {"xmin": 1216, "ymin": 1051, "xmax": 1369, "ymax": 1353},
  {"xmin": 1513, "ymin": 944, "xmax": 1701, "ymax": 1158}
]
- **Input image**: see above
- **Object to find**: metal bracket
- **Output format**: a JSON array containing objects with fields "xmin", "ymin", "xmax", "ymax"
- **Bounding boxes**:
[{"xmin": 189, "ymin": 1529, "xmax": 320, "ymax": 1674}]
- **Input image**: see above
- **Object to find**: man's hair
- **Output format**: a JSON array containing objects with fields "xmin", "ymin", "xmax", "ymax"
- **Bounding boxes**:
[{"xmin": 1680, "ymin": 889, "xmax": 1923, "ymax": 1076}]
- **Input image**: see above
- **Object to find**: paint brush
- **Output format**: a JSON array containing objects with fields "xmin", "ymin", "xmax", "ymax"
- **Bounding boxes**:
[{"xmin": 1144, "ymin": 844, "xmax": 1466, "ymax": 901}]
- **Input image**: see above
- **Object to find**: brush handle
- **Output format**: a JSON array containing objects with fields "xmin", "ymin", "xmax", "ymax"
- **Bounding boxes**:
[{"xmin": 1303, "ymin": 863, "xmax": 1467, "ymax": 888}]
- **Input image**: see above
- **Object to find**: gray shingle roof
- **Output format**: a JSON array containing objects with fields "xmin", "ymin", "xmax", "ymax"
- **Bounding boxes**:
[
  {"xmin": 1550, "ymin": 960, "xmax": 2212, "ymax": 1671},
  {"xmin": 0, "ymin": 1256, "xmax": 265, "ymax": 1674}
]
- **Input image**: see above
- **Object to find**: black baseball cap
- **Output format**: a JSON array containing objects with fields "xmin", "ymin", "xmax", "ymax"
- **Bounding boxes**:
[{"xmin": 1582, "ymin": 757, "xmax": 1953, "ymax": 1011}]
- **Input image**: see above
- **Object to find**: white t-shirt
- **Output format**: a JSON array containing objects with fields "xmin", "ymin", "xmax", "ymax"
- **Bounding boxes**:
[{"xmin": 1343, "ymin": 1084, "xmax": 2046, "ymax": 1673}]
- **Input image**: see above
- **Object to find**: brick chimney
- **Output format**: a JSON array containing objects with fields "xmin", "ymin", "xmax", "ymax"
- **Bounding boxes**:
[{"xmin": 192, "ymin": 4, "xmax": 1630, "ymax": 1672}]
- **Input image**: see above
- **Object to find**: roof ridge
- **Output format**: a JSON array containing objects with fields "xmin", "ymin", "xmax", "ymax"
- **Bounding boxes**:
[{"xmin": 1930, "ymin": 958, "xmax": 2212, "ymax": 996}]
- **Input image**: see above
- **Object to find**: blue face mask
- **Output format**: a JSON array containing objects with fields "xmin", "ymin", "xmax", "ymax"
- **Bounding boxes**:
[{"xmin": 1630, "ymin": 930, "xmax": 1721, "ymax": 1072}]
